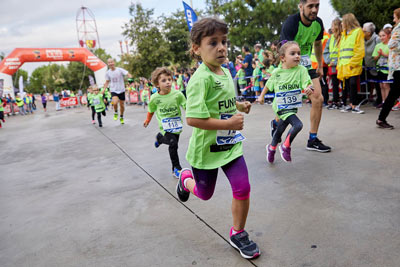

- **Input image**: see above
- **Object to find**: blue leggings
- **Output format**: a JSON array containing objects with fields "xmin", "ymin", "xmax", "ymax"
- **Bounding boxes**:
[{"xmin": 191, "ymin": 156, "xmax": 250, "ymax": 201}]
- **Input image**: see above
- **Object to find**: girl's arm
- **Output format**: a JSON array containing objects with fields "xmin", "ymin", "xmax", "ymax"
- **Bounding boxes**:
[
  {"xmin": 187, "ymin": 114, "xmax": 244, "ymax": 131},
  {"xmin": 143, "ymin": 112, "xmax": 154, "ymax": 127},
  {"xmin": 257, "ymin": 85, "xmax": 270, "ymax": 104},
  {"xmin": 236, "ymin": 101, "xmax": 251, "ymax": 114}
]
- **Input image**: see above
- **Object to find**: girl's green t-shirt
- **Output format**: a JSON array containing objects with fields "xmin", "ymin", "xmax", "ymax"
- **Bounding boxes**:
[
  {"xmin": 185, "ymin": 63, "xmax": 243, "ymax": 170},
  {"xmin": 372, "ymin": 42, "xmax": 389, "ymax": 74},
  {"xmin": 87, "ymin": 93, "xmax": 94, "ymax": 106},
  {"xmin": 92, "ymin": 93, "xmax": 105, "ymax": 112},
  {"xmin": 237, "ymin": 69, "xmax": 247, "ymax": 85},
  {"xmin": 266, "ymin": 65, "xmax": 311, "ymax": 120},
  {"xmin": 252, "ymin": 68, "xmax": 260, "ymax": 86},
  {"xmin": 148, "ymin": 89, "xmax": 186, "ymax": 135}
]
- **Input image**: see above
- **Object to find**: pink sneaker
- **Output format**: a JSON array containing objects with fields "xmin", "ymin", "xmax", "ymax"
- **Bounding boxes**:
[
  {"xmin": 92, "ymin": 120, "xmax": 95, "ymax": 124},
  {"xmin": 266, "ymin": 144, "xmax": 276, "ymax": 163},
  {"xmin": 176, "ymin": 168, "xmax": 192, "ymax": 202},
  {"xmin": 279, "ymin": 144, "xmax": 291, "ymax": 162}
]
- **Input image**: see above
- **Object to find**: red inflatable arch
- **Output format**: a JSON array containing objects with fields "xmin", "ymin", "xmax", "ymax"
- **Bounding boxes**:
[{"xmin": 0, "ymin": 48, "xmax": 107, "ymax": 96}]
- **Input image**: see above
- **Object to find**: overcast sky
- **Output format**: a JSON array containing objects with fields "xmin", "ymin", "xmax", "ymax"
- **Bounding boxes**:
[{"xmin": 0, "ymin": 0, "xmax": 337, "ymax": 75}]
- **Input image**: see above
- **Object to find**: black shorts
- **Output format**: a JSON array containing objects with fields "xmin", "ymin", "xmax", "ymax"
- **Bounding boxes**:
[
  {"xmin": 0, "ymin": 111, "xmax": 3, "ymax": 120},
  {"xmin": 377, "ymin": 71, "xmax": 388, "ymax": 83},
  {"xmin": 111, "ymin": 92, "xmax": 126, "ymax": 101},
  {"xmin": 308, "ymin": 69, "xmax": 320, "ymax": 80}
]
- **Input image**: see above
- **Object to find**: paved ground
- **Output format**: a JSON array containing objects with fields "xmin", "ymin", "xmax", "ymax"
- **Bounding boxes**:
[{"xmin": 1, "ymin": 101, "xmax": 400, "ymax": 267}]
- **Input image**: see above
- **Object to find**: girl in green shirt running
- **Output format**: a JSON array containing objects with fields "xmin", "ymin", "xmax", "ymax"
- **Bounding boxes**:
[
  {"xmin": 175, "ymin": 17, "xmax": 260, "ymax": 259},
  {"xmin": 258, "ymin": 41, "xmax": 314, "ymax": 163}
]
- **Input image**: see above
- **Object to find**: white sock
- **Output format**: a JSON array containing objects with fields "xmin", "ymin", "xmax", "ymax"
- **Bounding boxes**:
[{"xmin": 183, "ymin": 178, "xmax": 192, "ymax": 189}]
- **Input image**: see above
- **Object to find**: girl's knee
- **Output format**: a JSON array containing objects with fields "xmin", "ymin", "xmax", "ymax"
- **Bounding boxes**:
[{"xmin": 232, "ymin": 183, "xmax": 251, "ymax": 200}]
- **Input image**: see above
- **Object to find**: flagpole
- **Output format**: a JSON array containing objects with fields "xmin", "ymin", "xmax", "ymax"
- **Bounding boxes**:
[{"xmin": 190, "ymin": 0, "xmax": 193, "ymax": 8}]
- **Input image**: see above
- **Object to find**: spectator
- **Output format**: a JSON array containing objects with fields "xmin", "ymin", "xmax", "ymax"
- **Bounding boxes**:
[
  {"xmin": 15, "ymin": 93, "xmax": 26, "ymax": 115},
  {"xmin": 383, "ymin": 23, "xmax": 393, "ymax": 32},
  {"xmin": 363, "ymin": 22, "xmax": 382, "ymax": 105},
  {"xmin": 376, "ymin": 8, "xmax": 400, "ymax": 129},
  {"xmin": 254, "ymin": 44, "xmax": 264, "ymax": 62},
  {"xmin": 6, "ymin": 94, "xmax": 15, "ymax": 115},
  {"xmin": 372, "ymin": 28, "xmax": 391, "ymax": 107},
  {"xmin": 242, "ymin": 45, "xmax": 253, "ymax": 85},
  {"xmin": 53, "ymin": 91, "xmax": 61, "ymax": 111},
  {"xmin": 324, "ymin": 18, "xmax": 343, "ymax": 109},
  {"xmin": 338, "ymin": 13, "xmax": 365, "ymax": 114}
]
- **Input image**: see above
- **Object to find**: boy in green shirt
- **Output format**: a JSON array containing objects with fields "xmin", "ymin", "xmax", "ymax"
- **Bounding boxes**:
[{"xmin": 143, "ymin": 67, "xmax": 186, "ymax": 179}]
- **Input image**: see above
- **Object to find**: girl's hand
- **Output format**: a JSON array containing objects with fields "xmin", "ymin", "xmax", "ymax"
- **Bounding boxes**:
[
  {"xmin": 227, "ymin": 113, "xmax": 244, "ymax": 130},
  {"xmin": 143, "ymin": 120, "xmax": 149, "ymax": 127},
  {"xmin": 257, "ymin": 96, "xmax": 265, "ymax": 104},
  {"xmin": 304, "ymin": 85, "xmax": 314, "ymax": 96},
  {"xmin": 237, "ymin": 101, "xmax": 252, "ymax": 114},
  {"xmin": 378, "ymin": 48, "xmax": 383, "ymax": 56}
]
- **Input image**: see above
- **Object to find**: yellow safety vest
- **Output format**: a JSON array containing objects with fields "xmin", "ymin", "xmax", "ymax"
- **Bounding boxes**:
[
  {"xmin": 16, "ymin": 97, "xmax": 24, "ymax": 107},
  {"xmin": 338, "ymin": 28, "xmax": 362, "ymax": 67},
  {"xmin": 328, "ymin": 36, "xmax": 339, "ymax": 65}
]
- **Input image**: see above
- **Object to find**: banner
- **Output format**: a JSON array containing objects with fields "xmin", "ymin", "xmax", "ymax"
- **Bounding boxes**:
[
  {"xmin": 60, "ymin": 97, "xmax": 78, "ymax": 107},
  {"xmin": 182, "ymin": 1, "xmax": 198, "ymax": 32},
  {"xmin": 88, "ymin": 75, "xmax": 95, "ymax": 86},
  {"xmin": 129, "ymin": 91, "xmax": 139, "ymax": 103}
]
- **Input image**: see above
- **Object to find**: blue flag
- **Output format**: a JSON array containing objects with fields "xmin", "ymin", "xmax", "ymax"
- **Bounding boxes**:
[{"xmin": 182, "ymin": 1, "xmax": 198, "ymax": 32}]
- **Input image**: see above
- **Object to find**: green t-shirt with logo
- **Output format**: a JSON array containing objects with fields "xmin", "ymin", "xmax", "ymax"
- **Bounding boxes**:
[
  {"xmin": 92, "ymin": 93, "xmax": 105, "ymax": 112},
  {"xmin": 372, "ymin": 42, "xmax": 389, "ymax": 74},
  {"xmin": 87, "ymin": 93, "xmax": 94, "ymax": 106},
  {"xmin": 237, "ymin": 69, "xmax": 247, "ymax": 85},
  {"xmin": 266, "ymin": 65, "xmax": 311, "ymax": 120},
  {"xmin": 281, "ymin": 13, "xmax": 324, "ymax": 69},
  {"xmin": 148, "ymin": 89, "xmax": 186, "ymax": 135},
  {"xmin": 252, "ymin": 68, "xmax": 260, "ymax": 87},
  {"xmin": 177, "ymin": 75, "xmax": 184, "ymax": 91},
  {"xmin": 141, "ymin": 89, "xmax": 150, "ymax": 103},
  {"xmin": 185, "ymin": 63, "xmax": 243, "ymax": 170}
]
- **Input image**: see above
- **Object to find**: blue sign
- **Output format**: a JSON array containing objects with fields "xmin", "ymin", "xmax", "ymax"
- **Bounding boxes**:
[{"xmin": 182, "ymin": 1, "xmax": 198, "ymax": 32}]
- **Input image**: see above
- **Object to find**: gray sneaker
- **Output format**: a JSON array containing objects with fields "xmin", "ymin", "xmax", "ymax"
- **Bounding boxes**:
[
  {"xmin": 230, "ymin": 229, "xmax": 260, "ymax": 259},
  {"xmin": 352, "ymin": 107, "xmax": 364, "ymax": 114},
  {"xmin": 340, "ymin": 106, "xmax": 352, "ymax": 113}
]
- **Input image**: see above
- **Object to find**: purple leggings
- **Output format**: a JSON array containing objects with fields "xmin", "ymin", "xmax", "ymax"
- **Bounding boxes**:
[{"xmin": 192, "ymin": 156, "xmax": 250, "ymax": 201}]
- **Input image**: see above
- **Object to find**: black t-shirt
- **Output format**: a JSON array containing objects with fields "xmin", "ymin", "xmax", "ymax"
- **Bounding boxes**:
[{"xmin": 280, "ymin": 13, "xmax": 324, "ymax": 56}]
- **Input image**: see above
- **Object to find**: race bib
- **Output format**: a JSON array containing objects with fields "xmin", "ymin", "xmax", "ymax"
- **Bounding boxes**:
[
  {"xmin": 93, "ymin": 98, "xmax": 100, "ymax": 105},
  {"xmin": 162, "ymin": 117, "xmax": 182, "ymax": 133},
  {"xmin": 216, "ymin": 113, "xmax": 245, "ymax": 145},
  {"xmin": 377, "ymin": 57, "xmax": 388, "ymax": 68},
  {"xmin": 300, "ymin": 55, "xmax": 312, "ymax": 68},
  {"xmin": 275, "ymin": 89, "xmax": 302, "ymax": 109}
]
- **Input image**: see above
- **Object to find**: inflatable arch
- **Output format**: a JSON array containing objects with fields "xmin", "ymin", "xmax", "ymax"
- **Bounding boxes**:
[{"xmin": 0, "ymin": 48, "xmax": 107, "ymax": 96}]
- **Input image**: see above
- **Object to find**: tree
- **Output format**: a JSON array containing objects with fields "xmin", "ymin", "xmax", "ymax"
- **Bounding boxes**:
[
  {"xmin": 122, "ymin": 3, "xmax": 172, "ymax": 77},
  {"xmin": 93, "ymin": 48, "xmax": 112, "ymax": 64},
  {"xmin": 162, "ymin": 10, "xmax": 192, "ymax": 67},
  {"xmin": 330, "ymin": 0, "xmax": 400, "ymax": 31},
  {"xmin": 12, "ymin": 69, "xmax": 28, "ymax": 90},
  {"xmin": 205, "ymin": 0, "xmax": 298, "ymax": 58}
]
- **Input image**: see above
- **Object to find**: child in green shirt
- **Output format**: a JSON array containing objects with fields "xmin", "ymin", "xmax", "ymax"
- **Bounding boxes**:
[
  {"xmin": 143, "ymin": 67, "xmax": 186, "ymax": 178},
  {"xmin": 258, "ymin": 41, "xmax": 313, "ymax": 163},
  {"xmin": 175, "ymin": 17, "xmax": 260, "ymax": 259},
  {"xmin": 91, "ymin": 85, "xmax": 107, "ymax": 127}
]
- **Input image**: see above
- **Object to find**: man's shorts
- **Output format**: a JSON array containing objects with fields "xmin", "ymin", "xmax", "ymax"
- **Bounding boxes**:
[
  {"xmin": 253, "ymin": 86, "xmax": 261, "ymax": 92},
  {"xmin": 111, "ymin": 92, "xmax": 125, "ymax": 101},
  {"xmin": 308, "ymin": 69, "xmax": 320, "ymax": 80}
]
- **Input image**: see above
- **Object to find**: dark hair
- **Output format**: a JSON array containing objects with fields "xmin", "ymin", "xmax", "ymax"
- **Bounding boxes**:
[
  {"xmin": 262, "ymin": 59, "xmax": 271, "ymax": 68},
  {"xmin": 299, "ymin": 0, "xmax": 308, "ymax": 4},
  {"xmin": 151, "ymin": 67, "xmax": 173, "ymax": 87},
  {"xmin": 243, "ymin": 45, "xmax": 250, "ymax": 52},
  {"xmin": 189, "ymin": 17, "xmax": 228, "ymax": 61}
]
